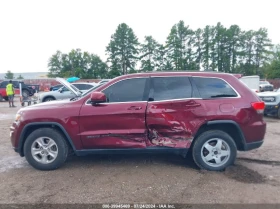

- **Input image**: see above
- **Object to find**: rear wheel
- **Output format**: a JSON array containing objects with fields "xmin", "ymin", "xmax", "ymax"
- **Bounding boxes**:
[
  {"xmin": 23, "ymin": 128, "xmax": 69, "ymax": 170},
  {"xmin": 192, "ymin": 130, "xmax": 237, "ymax": 171}
]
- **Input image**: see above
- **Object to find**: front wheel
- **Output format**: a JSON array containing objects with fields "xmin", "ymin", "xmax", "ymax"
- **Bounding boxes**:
[
  {"xmin": 23, "ymin": 128, "xmax": 69, "ymax": 170},
  {"xmin": 43, "ymin": 97, "xmax": 55, "ymax": 102},
  {"xmin": 192, "ymin": 130, "xmax": 237, "ymax": 171}
]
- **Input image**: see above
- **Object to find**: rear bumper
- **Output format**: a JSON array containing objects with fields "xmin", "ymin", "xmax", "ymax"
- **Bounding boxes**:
[{"xmin": 243, "ymin": 140, "xmax": 264, "ymax": 151}]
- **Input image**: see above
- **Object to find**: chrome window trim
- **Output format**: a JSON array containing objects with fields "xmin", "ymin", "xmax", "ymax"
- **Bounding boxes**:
[
  {"xmin": 84, "ymin": 77, "xmax": 149, "ymax": 105},
  {"xmin": 148, "ymin": 98, "xmax": 202, "ymax": 103},
  {"xmin": 83, "ymin": 75, "xmax": 241, "ymax": 105},
  {"xmin": 191, "ymin": 75, "xmax": 241, "ymax": 99},
  {"xmin": 85, "ymin": 100, "xmax": 147, "ymax": 106}
]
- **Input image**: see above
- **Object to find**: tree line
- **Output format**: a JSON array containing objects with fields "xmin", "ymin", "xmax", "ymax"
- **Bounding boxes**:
[
  {"xmin": 47, "ymin": 21, "xmax": 279, "ymax": 79},
  {"xmin": 3, "ymin": 70, "xmax": 24, "ymax": 79}
]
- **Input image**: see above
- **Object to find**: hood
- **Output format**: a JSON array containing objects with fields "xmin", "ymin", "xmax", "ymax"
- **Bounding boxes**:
[
  {"xmin": 20, "ymin": 99, "xmax": 71, "ymax": 111},
  {"xmin": 257, "ymin": 91, "xmax": 280, "ymax": 97},
  {"xmin": 56, "ymin": 77, "xmax": 81, "ymax": 97},
  {"xmin": 259, "ymin": 83, "xmax": 273, "ymax": 87}
]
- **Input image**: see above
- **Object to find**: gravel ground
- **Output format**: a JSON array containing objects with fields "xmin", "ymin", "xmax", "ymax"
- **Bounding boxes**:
[{"xmin": 0, "ymin": 97, "xmax": 280, "ymax": 204}]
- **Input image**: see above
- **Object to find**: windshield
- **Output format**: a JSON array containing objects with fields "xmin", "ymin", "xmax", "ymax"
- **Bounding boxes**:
[{"xmin": 58, "ymin": 84, "xmax": 82, "ymax": 93}]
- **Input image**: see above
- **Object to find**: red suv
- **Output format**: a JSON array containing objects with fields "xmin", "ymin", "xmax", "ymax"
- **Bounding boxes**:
[{"xmin": 10, "ymin": 72, "xmax": 266, "ymax": 171}]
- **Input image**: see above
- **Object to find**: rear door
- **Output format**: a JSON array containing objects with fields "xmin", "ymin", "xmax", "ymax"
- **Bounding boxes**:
[
  {"xmin": 79, "ymin": 77, "xmax": 150, "ymax": 149},
  {"xmin": 146, "ymin": 76, "xmax": 206, "ymax": 148}
]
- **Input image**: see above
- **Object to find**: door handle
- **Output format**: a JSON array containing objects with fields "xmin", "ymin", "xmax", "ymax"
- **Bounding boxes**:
[
  {"xmin": 128, "ymin": 106, "xmax": 142, "ymax": 110},
  {"xmin": 185, "ymin": 103, "xmax": 201, "ymax": 107}
]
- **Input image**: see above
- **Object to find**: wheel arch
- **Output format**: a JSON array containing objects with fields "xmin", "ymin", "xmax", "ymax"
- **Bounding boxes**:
[
  {"xmin": 193, "ymin": 120, "xmax": 246, "ymax": 151},
  {"xmin": 42, "ymin": 95, "xmax": 56, "ymax": 102},
  {"xmin": 18, "ymin": 122, "xmax": 76, "ymax": 157}
]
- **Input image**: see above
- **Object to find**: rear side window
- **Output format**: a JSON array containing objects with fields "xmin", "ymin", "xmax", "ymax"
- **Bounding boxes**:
[
  {"xmin": 152, "ymin": 77, "xmax": 192, "ymax": 101},
  {"xmin": 192, "ymin": 77, "xmax": 237, "ymax": 99}
]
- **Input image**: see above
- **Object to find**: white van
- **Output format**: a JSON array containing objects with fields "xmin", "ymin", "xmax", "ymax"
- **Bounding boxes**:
[{"xmin": 239, "ymin": 75, "xmax": 260, "ymax": 93}]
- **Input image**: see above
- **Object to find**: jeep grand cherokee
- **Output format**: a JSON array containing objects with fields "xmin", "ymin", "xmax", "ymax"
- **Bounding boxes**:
[{"xmin": 10, "ymin": 72, "xmax": 266, "ymax": 171}]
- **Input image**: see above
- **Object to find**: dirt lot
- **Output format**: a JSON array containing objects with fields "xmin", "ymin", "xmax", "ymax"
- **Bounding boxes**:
[{"xmin": 0, "ymin": 97, "xmax": 280, "ymax": 204}]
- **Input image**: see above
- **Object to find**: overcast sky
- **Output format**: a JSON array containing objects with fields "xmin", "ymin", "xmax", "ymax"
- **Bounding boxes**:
[{"xmin": 0, "ymin": 0, "xmax": 279, "ymax": 73}]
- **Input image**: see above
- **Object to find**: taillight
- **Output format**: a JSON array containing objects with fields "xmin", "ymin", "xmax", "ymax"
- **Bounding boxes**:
[{"xmin": 251, "ymin": 101, "xmax": 265, "ymax": 114}]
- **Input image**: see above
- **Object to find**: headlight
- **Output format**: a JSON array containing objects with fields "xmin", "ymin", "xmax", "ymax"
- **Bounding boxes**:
[{"xmin": 15, "ymin": 113, "xmax": 22, "ymax": 122}]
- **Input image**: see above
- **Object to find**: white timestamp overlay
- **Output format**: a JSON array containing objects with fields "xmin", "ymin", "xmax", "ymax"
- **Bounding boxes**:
[{"xmin": 102, "ymin": 204, "xmax": 176, "ymax": 209}]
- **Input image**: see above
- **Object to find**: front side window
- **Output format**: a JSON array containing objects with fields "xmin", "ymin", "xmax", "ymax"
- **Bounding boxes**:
[
  {"xmin": 102, "ymin": 78, "xmax": 147, "ymax": 103},
  {"xmin": 192, "ymin": 77, "xmax": 238, "ymax": 99},
  {"xmin": 152, "ymin": 76, "xmax": 192, "ymax": 101}
]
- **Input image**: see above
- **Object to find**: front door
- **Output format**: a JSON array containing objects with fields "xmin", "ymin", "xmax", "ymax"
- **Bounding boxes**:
[
  {"xmin": 79, "ymin": 77, "xmax": 150, "ymax": 149},
  {"xmin": 146, "ymin": 76, "xmax": 206, "ymax": 148}
]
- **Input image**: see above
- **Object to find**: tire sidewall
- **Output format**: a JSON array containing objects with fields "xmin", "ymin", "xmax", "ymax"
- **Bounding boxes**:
[
  {"xmin": 22, "ymin": 89, "xmax": 29, "ymax": 98},
  {"xmin": 43, "ymin": 97, "xmax": 55, "ymax": 102},
  {"xmin": 192, "ymin": 130, "xmax": 237, "ymax": 171},
  {"xmin": 24, "ymin": 128, "xmax": 68, "ymax": 170}
]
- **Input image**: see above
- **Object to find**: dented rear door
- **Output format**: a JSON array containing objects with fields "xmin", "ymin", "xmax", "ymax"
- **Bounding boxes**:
[{"xmin": 146, "ymin": 76, "xmax": 205, "ymax": 148}]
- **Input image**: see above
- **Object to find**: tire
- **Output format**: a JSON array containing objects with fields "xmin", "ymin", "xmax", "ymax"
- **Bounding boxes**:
[
  {"xmin": 277, "ymin": 108, "xmax": 280, "ymax": 119},
  {"xmin": 192, "ymin": 130, "xmax": 237, "ymax": 171},
  {"xmin": 43, "ymin": 97, "xmax": 55, "ymax": 102},
  {"xmin": 4, "ymin": 96, "xmax": 8, "ymax": 101},
  {"xmin": 22, "ymin": 89, "xmax": 29, "ymax": 98},
  {"xmin": 23, "ymin": 128, "xmax": 68, "ymax": 170}
]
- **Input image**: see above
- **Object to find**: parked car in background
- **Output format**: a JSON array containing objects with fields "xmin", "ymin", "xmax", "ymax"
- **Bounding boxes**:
[
  {"xmin": 259, "ymin": 80, "xmax": 274, "ymax": 92},
  {"xmin": 97, "ymin": 79, "xmax": 111, "ymax": 85},
  {"xmin": 50, "ymin": 84, "xmax": 63, "ymax": 91},
  {"xmin": 39, "ymin": 79, "xmax": 96, "ymax": 102},
  {"xmin": 11, "ymin": 72, "xmax": 266, "ymax": 171},
  {"xmin": 257, "ymin": 91, "xmax": 280, "ymax": 118},
  {"xmin": 0, "ymin": 80, "xmax": 36, "ymax": 101}
]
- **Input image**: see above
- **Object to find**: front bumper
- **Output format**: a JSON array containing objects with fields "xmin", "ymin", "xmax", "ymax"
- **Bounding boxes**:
[
  {"xmin": 261, "ymin": 86, "xmax": 274, "ymax": 91},
  {"xmin": 264, "ymin": 104, "xmax": 279, "ymax": 116}
]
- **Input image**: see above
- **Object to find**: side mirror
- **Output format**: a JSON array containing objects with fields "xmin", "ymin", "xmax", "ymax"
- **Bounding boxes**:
[{"xmin": 90, "ymin": 92, "xmax": 106, "ymax": 105}]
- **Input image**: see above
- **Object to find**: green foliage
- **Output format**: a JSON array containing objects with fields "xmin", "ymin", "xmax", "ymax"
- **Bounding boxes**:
[
  {"xmin": 47, "ymin": 21, "xmax": 277, "ymax": 79},
  {"xmin": 166, "ymin": 20, "xmax": 194, "ymax": 71},
  {"xmin": 48, "ymin": 49, "xmax": 108, "ymax": 79},
  {"xmin": 262, "ymin": 45, "xmax": 280, "ymax": 79},
  {"xmin": 106, "ymin": 23, "xmax": 139, "ymax": 75},
  {"xmin": 139, "ymin": 36, "xmax": 161, "ymax": 72},
  {"xmin": 5, "ymin": 70, "xmax": 14, "ymax": 79},
  {"xmin": 17, "ymin": 74, "xmax": 24, "ymax": 79}
]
